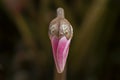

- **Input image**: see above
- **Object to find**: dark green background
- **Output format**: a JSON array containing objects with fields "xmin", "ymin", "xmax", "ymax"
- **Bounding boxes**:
[{"xmin": 0, "ymin": 0, "xmax": 120, "ymax": 80}]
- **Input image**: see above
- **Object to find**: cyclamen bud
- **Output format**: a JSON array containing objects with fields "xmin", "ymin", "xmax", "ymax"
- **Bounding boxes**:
[{"xmin": 49, "ymin": 8, "xmax": 73, "ymax": 73}]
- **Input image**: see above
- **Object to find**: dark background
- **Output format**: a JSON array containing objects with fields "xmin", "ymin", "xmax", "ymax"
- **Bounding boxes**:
[{"xmin": 0, "ymin": 0, "xmax": 120, "ymax": 80}]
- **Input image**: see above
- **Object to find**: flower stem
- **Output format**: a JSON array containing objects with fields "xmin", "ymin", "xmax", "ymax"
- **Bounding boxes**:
[{"xmin": 54, "ymin": 66, "xmax": 66, "ymax": 80}]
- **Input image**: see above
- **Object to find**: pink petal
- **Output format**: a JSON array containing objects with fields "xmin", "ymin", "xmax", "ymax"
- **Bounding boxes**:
[
  {"xmin": 57, "ymin": 36, "xmax": 70, "ymax": 73},
  {"xmin": 51, "ymin": 36, "xmax": 59, "ymax": 55},
  {"xmin": 50, "ymin": 36, "xmax": 59, "ymax": 71},
  {"xmin": 50, "ymin": 36, "xmax": 71, "ymax": 73}
]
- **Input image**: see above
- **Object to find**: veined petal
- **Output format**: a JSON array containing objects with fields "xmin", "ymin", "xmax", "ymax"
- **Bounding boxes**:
[
  {"xmin": 50, "ymin": 36, "xmax": 59, "ymax": 71},
  {"xmin": 56, "ymin": 36, "xmax": 70, "ymax": 73}
]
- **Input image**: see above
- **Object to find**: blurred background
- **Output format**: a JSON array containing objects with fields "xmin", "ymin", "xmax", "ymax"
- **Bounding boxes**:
[{"xmin": 0, "ymin": 0, "xmax": 120, "ymax": 80}]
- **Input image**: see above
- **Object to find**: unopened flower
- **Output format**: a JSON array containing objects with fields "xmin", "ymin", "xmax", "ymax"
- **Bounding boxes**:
[{"xmin": 49, "ymin": 8, "xmax": 73, "ymax": 73}]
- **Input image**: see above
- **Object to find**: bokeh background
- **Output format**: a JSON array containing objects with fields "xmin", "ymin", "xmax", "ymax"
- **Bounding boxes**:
[{"xmin": 0, "ymin": 0, "xmax": 120, "ymax": 80}]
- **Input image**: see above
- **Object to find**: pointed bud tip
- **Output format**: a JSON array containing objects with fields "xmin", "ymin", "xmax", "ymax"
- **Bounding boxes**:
[
  {"xmin": 57, "ymin": 7, "xmax": 64, "ymax": 18},
  {"xmin": 57, "ymin": 67, "xmax": 64, "ymax": 73}
]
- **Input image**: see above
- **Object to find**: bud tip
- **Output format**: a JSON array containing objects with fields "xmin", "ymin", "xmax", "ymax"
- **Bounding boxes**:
[{"xmin": 57, "ymin": 7, "xmax": 64, "ymax": 18}]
